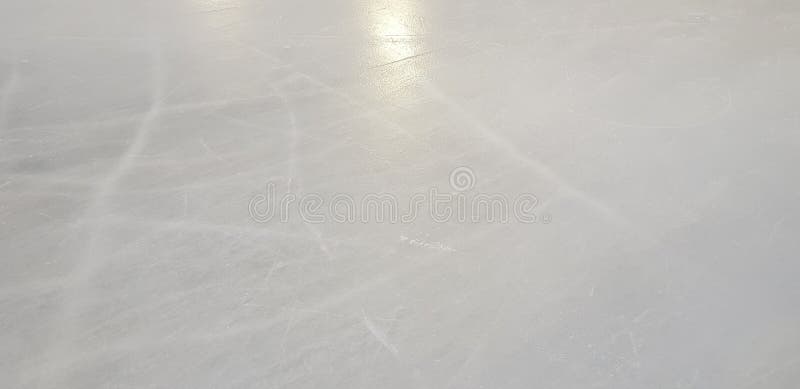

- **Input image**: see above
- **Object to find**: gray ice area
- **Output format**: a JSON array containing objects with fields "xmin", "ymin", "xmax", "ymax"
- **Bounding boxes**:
[{"xmin": 1, "ymin": 1, "xmax": 799, "ymax": 388}]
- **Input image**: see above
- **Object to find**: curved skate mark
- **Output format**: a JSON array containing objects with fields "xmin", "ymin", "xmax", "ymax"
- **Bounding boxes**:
[
  {"xmin": 270, "ymin": 82, "xmax": 335, "ymax": 261},
  {"xmin": 39, "ymin": 43, "xmax": 168, "ymax": 384},
  {"xmin": 72, "ymin": 47, "xmax": 166, "ymax": 283}
]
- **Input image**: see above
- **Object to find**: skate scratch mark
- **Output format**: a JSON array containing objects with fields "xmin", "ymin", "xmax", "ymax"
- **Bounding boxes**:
[
  {"xmin": 400, "ymin": 235, "xmax": 456, "ymax": 252},
  {"xmin": 744, "ymin": 357, "xmax": 800, "ymax": 387},
  {"xmin": 369, "ymin": 50, "xmax": 434, "ymax": 68},
  {"xmin": 182, "ymin": 192, "xmax": 188, "ymax": 216},
  {"xmin": 424, "ymin": 82, "xmax": 648, "ymax": 240},
  {"xmin": 263, "ymin": 261, "xmax": 286, "ymax": 288},
  {"xmin": 628, "ymin": 331, "xmax": 639, "ymax": 356},
  {"xmin": 362, "ymin": 309, "xmax": 399, "ymax": 356},
  {"xmin": 767, "ymin": 216, "xmax": 785, "ymax": 247},
  {"xmin": 568, "ymin": 86, "xmax": 734, "ymax": 130},
  {"xmin": 193, "ymin": 6, "xmax": 240, "ymax": 14},
  {"xmin": 200, "ymin": 138, "xmax": 228, "ymax": 163},
  {"xmin": 633, "ymin": 308, "xmax": 652, "ymax": 324},
  {"xmin": 234, "ymin": 39, "xmax": 428, "ymax": 147},
  {"xmin": 0, "ymin": 68, "xmax": 20, "ymax": 131}
]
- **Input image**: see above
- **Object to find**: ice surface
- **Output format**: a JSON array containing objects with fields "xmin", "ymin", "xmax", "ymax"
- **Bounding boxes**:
[{"xmin": 1, "ymin": 0, "xmax": 799, "ymax": 388}]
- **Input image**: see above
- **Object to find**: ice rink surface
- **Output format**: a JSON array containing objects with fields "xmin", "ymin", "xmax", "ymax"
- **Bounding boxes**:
[{"xmin": 1, "ymin": 1, "xmax": 799, "ymax": 388}]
